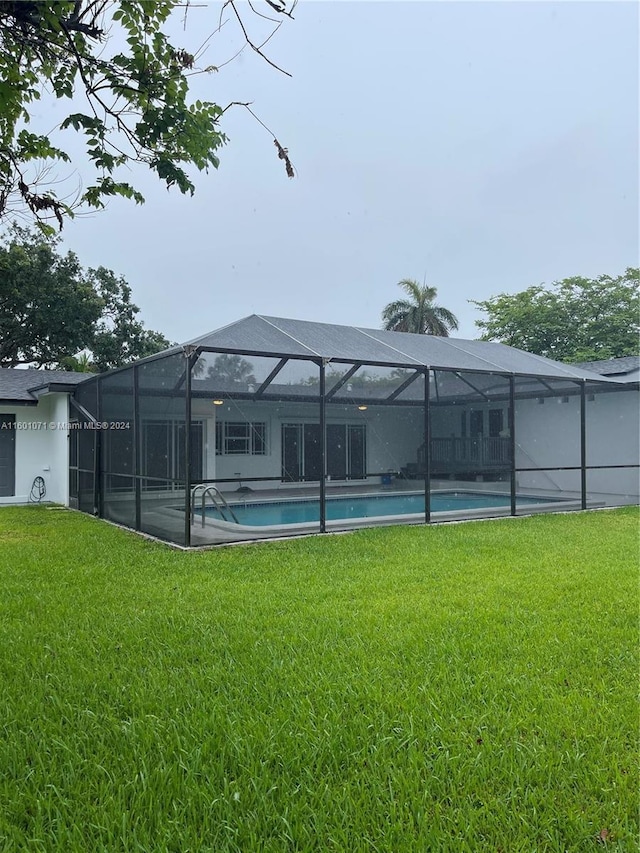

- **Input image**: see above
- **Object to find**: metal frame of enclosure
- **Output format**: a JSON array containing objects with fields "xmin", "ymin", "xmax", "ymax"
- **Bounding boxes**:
[{"xmin": 69, "ymin": 316, "xmax": 639, "ymax": 546}]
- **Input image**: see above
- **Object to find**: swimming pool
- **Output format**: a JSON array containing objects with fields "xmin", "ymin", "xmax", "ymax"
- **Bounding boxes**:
[{"xmin": 200, "ymin": 490, "xmax": 560, "ymax": 527}]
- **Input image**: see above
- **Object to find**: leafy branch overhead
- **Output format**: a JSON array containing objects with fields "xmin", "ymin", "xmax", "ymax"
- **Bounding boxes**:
[{"xmin": 0, "ymin": 0, "xmax": 296, "ymax": 233}]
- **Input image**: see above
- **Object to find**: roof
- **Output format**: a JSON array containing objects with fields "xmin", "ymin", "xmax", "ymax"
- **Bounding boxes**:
[
  {"xmin": 574, "ymin": 355, "xmax": 640, "ymax": 378},
  {"xmin": 0, "ymin": 368, "xmax": 90, "ymax": 405},
  {"xmin": 183, "ymin": 315, "xmax": 619, "ymax": 382}
]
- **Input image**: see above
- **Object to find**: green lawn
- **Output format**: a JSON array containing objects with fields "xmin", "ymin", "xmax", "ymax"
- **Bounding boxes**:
[{"xmin": 0, "ymin": 506, "xmax": 638, "ymax": 852}]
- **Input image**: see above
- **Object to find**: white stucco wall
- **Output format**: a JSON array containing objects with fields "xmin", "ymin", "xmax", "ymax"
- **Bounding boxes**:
[
  {"xmin": 365, "ymin": 407, "xmax": 423, "ymax": 473},
  {"xmin": 515, "ymin": 387, "xmax": 639, "ymax": 500},
  {"xmin": 514, "ymin": 395, "xmax": 581, "ymax": 493},
  {"xmin": 0, "ymin": 393, "xmax": 69, "ymax": 505},
  {"xmin": 584, "ymin": 387, "xmax": 640, "ymax": 501},
  {"xmin": 431, "ymin": 402, "xmax": 510, "ymax": 438},
  {"xmin": 189, "ymin": 399, "xmax": 424, "ymax": 489},
  {"xmin": 108, "ymin": 386, "xmax": 639, "ymax": 503}
]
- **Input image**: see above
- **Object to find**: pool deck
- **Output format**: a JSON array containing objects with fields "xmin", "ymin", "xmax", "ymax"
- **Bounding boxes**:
[
  {"xmin": 98, "ymin": 477, "xmax": 627, "ymax": 547},
  {"xmin": 218, "ymin": 478, "xmax": 505, "ymax": 505},
  {"xmin": 187, "ymin": 479, "xmax": 589, "ymax": 546}
]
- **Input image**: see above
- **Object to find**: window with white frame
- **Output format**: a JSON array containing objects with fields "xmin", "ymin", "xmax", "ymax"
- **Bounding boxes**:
[{"xmin": 215, "ymin": 421, "xmax": 267, "ymax": 455}]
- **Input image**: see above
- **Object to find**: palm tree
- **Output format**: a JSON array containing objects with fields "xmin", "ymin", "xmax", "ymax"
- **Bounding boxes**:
[
  {"xmin": 381, "ymin": 279, "xmax": 459, "ymax": 336},
  {"xmin": 57, "ymin": 351, "xmax": 97, "ymax": 373}
]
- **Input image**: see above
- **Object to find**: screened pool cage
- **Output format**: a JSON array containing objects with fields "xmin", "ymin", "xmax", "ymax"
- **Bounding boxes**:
[{"xmin": 69, "ymin": 316, "xmax": 639, "ymax": 546}]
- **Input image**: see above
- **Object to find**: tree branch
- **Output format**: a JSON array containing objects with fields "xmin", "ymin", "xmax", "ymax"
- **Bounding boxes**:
[{"xmin": 226, "ymin": 0, "xmax": 292, "ymax": 76}]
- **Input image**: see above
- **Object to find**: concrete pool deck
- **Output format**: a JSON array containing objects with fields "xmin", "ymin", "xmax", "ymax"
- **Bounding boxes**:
[{"xmin": 94, "ymin": 477, "xmax": 629, "ymax": 547}]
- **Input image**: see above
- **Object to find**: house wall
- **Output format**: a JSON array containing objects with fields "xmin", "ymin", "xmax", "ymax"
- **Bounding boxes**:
[
  {"xmin": 585, "ymin": 388, "xmax": 639, "ymax": 501},
  {"xmin": 190, "ymin": 399, "xmax": 424, "ymax": 488},
  {"xmin": 101, "ymin": 385, "xmax": 638, "ymax": 502},
  {"xmin": 426, "ymin": 389, "xmax": 638, "ymax": 502},
  {"xmin": 0, "ymin": 394, "xmax": 69, "ymax": 505},
  {"xmin": 365, "ymin": 407, "xmax": 423, "ymax": 474},
  {"xmin": 431, "ymin": 401, "xmax": 510, "ymax": 438},
  {"xmin": 515, "ymin": 387, "xmax": 639, "ymax": 500}
]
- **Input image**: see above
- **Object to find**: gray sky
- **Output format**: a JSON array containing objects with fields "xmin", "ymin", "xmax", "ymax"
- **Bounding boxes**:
[{"xmin": 51, "ymin": 1, "xmax": 639, "ymax": 344}]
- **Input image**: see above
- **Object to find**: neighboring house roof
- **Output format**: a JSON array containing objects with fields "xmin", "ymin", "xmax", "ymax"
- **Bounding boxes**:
[
  {"xmin": 574, "ymin": 355, "xmax": 640, "ymax": 380},
  {"xmin": 179, "ymin": 315, "xmax": 622, "ymax": 383},
  {"xmin": 0, "ymin": 368, "xmax": 90, "ymax": 405}
]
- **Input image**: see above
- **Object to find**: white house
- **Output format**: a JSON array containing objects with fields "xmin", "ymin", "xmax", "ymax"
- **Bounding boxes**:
[
  {"xmin": 0, "ymin": 368, "xmax": 88, "ymax": 504},
  {"xmin": 0, "ymin": 319, "xmax": 637, "ymax": 546}
]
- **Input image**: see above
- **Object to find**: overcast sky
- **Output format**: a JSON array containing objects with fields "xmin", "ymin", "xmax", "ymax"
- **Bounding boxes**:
[{"xmin": 44, "ymin": 1, "xmax": 640, "ymax": 343}]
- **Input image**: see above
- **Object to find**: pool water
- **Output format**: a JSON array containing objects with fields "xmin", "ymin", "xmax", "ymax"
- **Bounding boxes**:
[{"xmin": 203, "ymin": 491, "xmax": 555, "ymax": 527}]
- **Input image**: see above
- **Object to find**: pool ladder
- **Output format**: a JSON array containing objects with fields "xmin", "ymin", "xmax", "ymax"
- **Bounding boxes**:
[{"xmin": 191, "ymin": 485, "xmax": 240, "ymax": 526}]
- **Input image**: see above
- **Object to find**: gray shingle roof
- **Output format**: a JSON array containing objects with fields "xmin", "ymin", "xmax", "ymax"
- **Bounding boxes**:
[
  {"xmin": 184, "ymin": 315, "xmax": 619, "ymax": 382},
  {"xmin": 574, "ymin": 356, "xmax": 640, "ymax": 377},
  {"xmin": 0, "ymin": 368, "xmax": 89, "ymax": 404}
]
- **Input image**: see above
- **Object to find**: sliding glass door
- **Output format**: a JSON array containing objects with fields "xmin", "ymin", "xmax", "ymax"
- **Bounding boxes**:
[{"xmin": 282, "ymin": 423, "xmax": 366, "ymax": 482}]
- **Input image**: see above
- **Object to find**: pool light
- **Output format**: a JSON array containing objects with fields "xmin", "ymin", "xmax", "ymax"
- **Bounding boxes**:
[
  {"xmin": 357, "ymin": 405, "xmax": 368, "ymax": 411},
  {"xmin": 213, "ymin": 399, "xmax": 224, "ymax": 406}
]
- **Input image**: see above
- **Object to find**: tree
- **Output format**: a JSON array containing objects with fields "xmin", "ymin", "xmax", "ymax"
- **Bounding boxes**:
[
  {"xmin": 0, "ymin": 224, "xmax": 100, "ymax": 366},
  {"xmin": 472, "ymin": 269, "xmax": 640, "ymax": 362},
  {"xmin": 0, "ymin": 0, "xmax": 295, "ymax": 233},
  {"xmin": 207, "ymin": 354, "xmax": 256, "ymax": 386},
  {"xmin": 382, "ymin": 279, "xmax": 459, "ymax": 336},
  {"xmin": 88, "ymin": 267, "xmax": 172, "ymax": 372},
  {"xmin": 59, "ymin": 351, "xmax": 95, "ymax": 372},
  {"xmin": 0, "ymin": 225, "xmax": 170, "ymax": 369}
]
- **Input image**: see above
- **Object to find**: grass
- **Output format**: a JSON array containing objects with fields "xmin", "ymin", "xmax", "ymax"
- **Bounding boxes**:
[{"xmin": 0, "ymin": 506, "xmax": 638, "ymax": 852}]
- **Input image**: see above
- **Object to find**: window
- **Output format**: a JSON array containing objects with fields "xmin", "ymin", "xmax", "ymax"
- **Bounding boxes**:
[{"xmin": 216, "ymin": 421, "xmax": 267, "ymax": 455}]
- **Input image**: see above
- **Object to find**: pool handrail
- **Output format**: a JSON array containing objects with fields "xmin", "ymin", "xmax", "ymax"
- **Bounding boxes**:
[{"xmin": 191, "ymin": 484, "xmax": 240, "ymax": 526}]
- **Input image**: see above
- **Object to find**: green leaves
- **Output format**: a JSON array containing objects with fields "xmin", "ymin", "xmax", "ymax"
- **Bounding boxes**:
[
  {"xmin": 382, "ymin": 279, "xmax": 460, "ymax": 336},
  {"xmin": 0, "ymin": 226, "xmax": 169, "ymax": 369},
  {"xmin": 16, "ymin": 131, "xmax": 70, "ymax": 163},
  {"xmin": 83, "ymin": 179, "xmax": 145, "ymax": 208},
  {"xmin": 472, "ymin": 269, "xmax": 640, "ymax": 362},
  {"xmin": 60, "ymin": 114, "xmax": 104, "ymax": 133},
  {"xmin": 0, "ymin": 1, "xmax": 230, "ymax": 230},
  {"xmin": 0, "ymin": 225, "xmax": 102, "ymax": 367}
]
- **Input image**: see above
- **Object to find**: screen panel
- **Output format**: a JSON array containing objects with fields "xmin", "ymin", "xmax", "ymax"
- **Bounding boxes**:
[
  {"xmin": 429, "ymin": 370, "xmax": 512, "ymax": 521},
  {"xmin": 190, "ymin": 356, "xmax": 322, "ymax": 544},
  {"xmin": 585, "ymin": 381, "xmax": 639, "ymax": 507},
  {"xmin": 514, "ymin": 377, "xmax": 582, "ymax": 511},
  {"xmin": 137, "ymin": 353, "xmax": 187, "ymax": 546}
]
